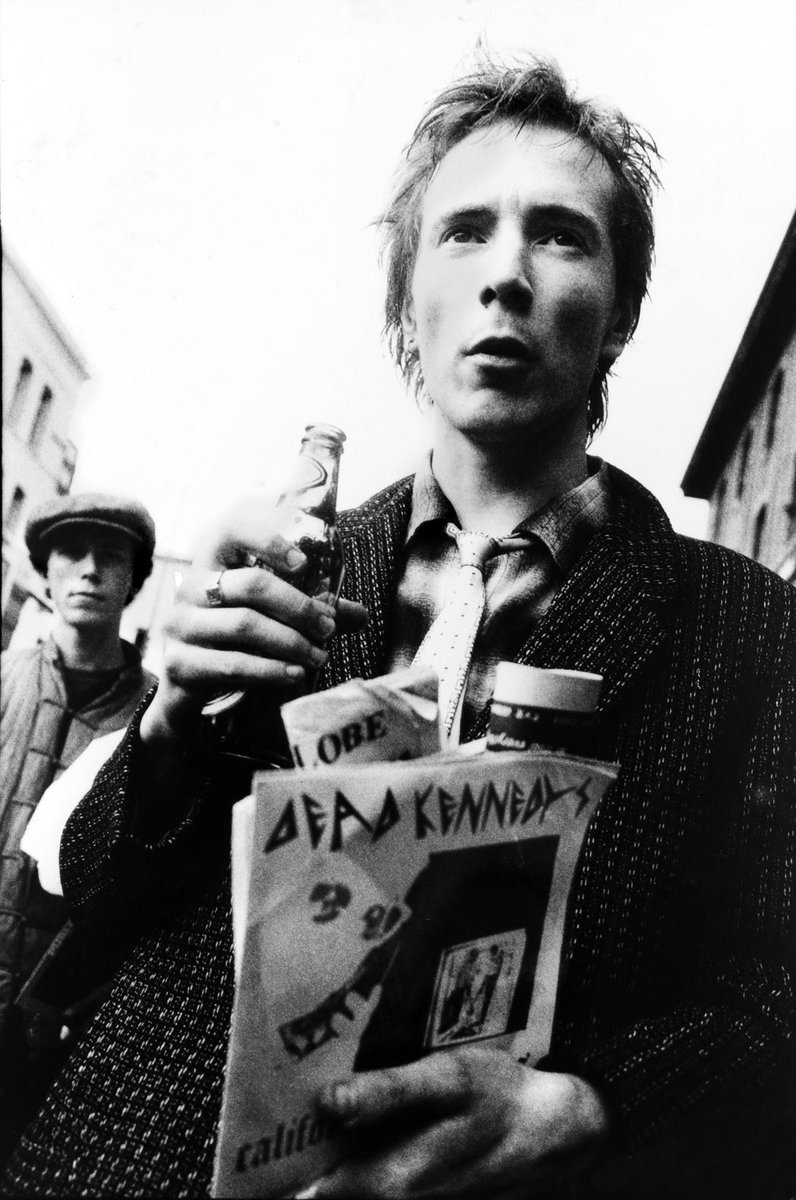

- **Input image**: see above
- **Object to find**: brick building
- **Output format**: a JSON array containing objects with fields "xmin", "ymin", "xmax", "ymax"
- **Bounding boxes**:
[
  {"xmin": 682, "ymin": 213, "xmax": 796, "ymax": 583},
  {"xmin": 2, "ymin": 246, "xmax": 89, "ymax": 645}
]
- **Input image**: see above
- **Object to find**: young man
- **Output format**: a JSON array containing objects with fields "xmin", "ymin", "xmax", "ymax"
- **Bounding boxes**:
[
  {"xmin": 5, "ymin": 59, "xmax": 794, "ymax": 1199},
  {"xmin": 0, "ymin": 494, "xmax": 157, "ymax": 1164}
]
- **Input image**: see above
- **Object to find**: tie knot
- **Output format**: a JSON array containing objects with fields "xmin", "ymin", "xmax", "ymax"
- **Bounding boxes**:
[{"xmin": 447, "ymin": 523, "xmax": 502, "ymax": 571}]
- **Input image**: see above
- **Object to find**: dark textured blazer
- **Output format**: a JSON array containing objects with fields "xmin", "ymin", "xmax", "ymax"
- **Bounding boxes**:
[{"xmin": 5, "ymin": 467, "xmax": 795, "ymax": 1199}]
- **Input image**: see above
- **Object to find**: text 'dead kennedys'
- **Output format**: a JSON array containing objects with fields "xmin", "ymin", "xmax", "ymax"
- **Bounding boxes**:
[{"xmin": 263, "ymin": 771, "xmax": 596, "ymax": 854}]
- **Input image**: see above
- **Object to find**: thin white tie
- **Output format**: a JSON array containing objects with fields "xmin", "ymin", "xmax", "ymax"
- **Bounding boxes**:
[{"xmin": 413, "ymin": 523, "xmax": 528, "ymax": 736}]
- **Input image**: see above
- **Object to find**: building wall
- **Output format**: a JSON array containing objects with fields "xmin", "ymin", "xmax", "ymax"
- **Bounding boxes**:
[
  {"xmin": 709, "ymin": 329, "xmax": 796, "ymax": 580},
  {"xmin": 2, "ymin": 248, "xmax": 89, "ymax": 646},
  {"xmin": 2, "ymin": 249, "xmax": 184, "ymax": 668}
]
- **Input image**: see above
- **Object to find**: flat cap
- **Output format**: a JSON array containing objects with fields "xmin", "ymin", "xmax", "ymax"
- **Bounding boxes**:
[{"xmin": 25, "ymin": 492, "xmax": 156, "ymax": 571}]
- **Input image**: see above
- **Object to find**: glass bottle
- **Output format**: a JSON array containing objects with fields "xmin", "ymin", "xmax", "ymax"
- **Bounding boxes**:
[{"xmin": 202, "ymin": 423, "xmax": 346, "ymax": 768}]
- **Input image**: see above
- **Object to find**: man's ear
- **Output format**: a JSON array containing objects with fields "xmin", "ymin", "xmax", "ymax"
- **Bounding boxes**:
[
  {"xmin": 401, "ymin": 299, "xmax": 417, "ymax": 353},
  {"xmin": 600, "ymin": 295, "xmax": 636, "ymax": 369},
  {"xmin": 401, "ymin": 297, "xmax": 431, "ymax": 411},
  {"xmin": 42, "ymin": 558, "xmax": 53, "ymax": 601}
]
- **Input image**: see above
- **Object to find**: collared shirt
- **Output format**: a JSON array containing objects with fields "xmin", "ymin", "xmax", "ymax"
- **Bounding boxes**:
[{"xmin": 385, "ymin": 455, "xmax": 613, "ymax": 738}]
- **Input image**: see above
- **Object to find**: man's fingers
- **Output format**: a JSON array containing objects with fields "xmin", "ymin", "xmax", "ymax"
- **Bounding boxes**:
[
  {"xmin": 223, "ymin": 534, "xmax": 307, "ymax": 577},
  {"xmin": 162, "ymin": 639, "xmax": 308, "ymax": 695},
  {"xmin": 168, "ymin": 605, "xmax": 329, "ymax": 670},
  {"xmin": 337, "ymin": 598, "xmax": 369, "ymax": 633},
  {"xmin": 191, "ymin": 491, "xmax": 309, "ymax": 574},
  {"xmin": 318, "ymin": 1055, "xmax": 468, "ymax": 1129},
  {"xmin": 180, "ymin": 566, "xmax": 337, "ymax": 644}
]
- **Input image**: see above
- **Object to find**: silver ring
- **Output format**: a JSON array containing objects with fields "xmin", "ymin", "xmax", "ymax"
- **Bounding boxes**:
[
  {"xmin": 205, "ymin": 569, "xmax": 226, "ymax": 607},
  {"xmin": 242, "ymin": 550, "xmax": 268, "ymax": 570}
]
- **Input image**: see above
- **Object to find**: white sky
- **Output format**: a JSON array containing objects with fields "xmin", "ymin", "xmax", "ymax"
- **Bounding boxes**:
[{"xmin": 3, "ymin": 0, "xmax": 795, "ymax": 555}]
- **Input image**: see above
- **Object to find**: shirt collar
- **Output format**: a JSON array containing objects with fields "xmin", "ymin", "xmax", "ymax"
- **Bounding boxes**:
[
  {"xmin": 405, "ymin": 453, "xmax": 457, "ymax": 543},
  {"xmin": 405, "ymin": 453, "xmax": 612, "ymax": 572},
  {"xmin": 518, "ymin": 457, "xmax": 612, "ymax": 572}
]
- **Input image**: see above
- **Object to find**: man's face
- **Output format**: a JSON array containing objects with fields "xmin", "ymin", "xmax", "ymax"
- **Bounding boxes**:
[
  {"xmin": 45, "ymin": 526, "xmax": 136, "ymax": 632},
  {"xmin": 403, "ymin": 120, "xmax": 631, "ymax": 450}
]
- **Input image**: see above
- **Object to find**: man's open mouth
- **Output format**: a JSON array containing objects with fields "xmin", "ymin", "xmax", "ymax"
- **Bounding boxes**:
[{"xmin": 467, "ymin": 337, "xmax": 534, "ymax": 362}]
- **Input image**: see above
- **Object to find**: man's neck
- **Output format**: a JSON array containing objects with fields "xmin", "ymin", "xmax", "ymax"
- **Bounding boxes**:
[
  {"xmin": 52, "ymin": 622, "xmax": 126, "ymax": 671},
  {"xmin": 429, "ymin": 427, "xmax": 589, "ymax": 535}
]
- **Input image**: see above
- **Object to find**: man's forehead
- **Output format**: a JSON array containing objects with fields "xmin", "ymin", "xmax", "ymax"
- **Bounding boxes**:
[{"xmin": 421, "ymin": 119, "xmax": 617, "ymax": 219}]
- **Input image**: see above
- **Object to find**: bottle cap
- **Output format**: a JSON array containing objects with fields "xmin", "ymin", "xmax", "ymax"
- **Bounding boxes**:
[
  {"xmin": 303, "ymin": 423, "xmax": 346, "ymax": 445},
  {"xmin": 493, "ymin": 663, "xmax": 602, "ymax": 714}
]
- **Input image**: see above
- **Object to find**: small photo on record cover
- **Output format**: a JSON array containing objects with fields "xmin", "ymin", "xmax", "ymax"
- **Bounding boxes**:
[{"xmin": 423, "ymin": 929, "xmax": 526, "ymax": 1049}]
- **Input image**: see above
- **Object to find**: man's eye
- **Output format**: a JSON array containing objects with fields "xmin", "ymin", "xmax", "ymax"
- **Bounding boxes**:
[
  {"xmin": 441, "ymin": 227, "xmax": 483, "ymax": 245},
  {"xmin": 540, "ymin": 230, "xmax": 586, "ymax": 249},
  {"xmin": 59, "ymin": 542, "xmax": 88, "ymax": 560}
]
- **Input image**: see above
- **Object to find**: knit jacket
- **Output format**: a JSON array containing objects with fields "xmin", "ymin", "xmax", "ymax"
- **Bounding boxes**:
[
  {"xmin": 0, "ymin": 637, "xmax": 157, "ymax": 1051},
  {"xmin": 5, "ymin": 467, "xmax": 795, "ymax": 1199}
]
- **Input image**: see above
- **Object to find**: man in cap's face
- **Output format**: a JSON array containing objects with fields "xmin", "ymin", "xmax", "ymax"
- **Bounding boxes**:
[
  {"xmin": 22, "ymin": 491, "xmax": 156, "ymax": 669},
  {"xmin": 43, "ymin": 525, "xmax": 136, "ymax": 662}
]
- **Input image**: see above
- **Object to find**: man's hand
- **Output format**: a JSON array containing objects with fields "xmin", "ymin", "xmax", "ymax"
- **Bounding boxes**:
[
  {"xmin": 314, "ymin": 1047, "xmax": 611, "ymax": 1198},
  {"xmin": 140, "ymin": 493, "xmax": 367, "ymax": 748}
]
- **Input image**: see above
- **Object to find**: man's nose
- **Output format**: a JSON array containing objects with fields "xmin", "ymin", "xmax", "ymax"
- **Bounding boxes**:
[
  {"xmin": 78, "ymin": 552, "xmax": 101, "ymax": 577},
  {"xmin": 479, "ymin": 232, "xmax": 532, "ymax": 312}
]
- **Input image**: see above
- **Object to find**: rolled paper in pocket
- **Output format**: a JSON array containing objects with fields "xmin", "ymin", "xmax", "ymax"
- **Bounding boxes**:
[{"xmin": 280, "ymin": 664, "xmax": 442, "ymax": 770}]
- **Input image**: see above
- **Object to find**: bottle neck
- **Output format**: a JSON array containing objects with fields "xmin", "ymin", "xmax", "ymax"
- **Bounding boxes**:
[{"xmin": 279, "ymin": 436, "xmax": 342, "ymax": 523}]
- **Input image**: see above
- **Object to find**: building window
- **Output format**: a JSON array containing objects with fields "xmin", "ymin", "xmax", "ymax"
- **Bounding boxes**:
[
  {"xmin": 736, "ymin": 428, "xmax": 753, "ymax": 497},
  {"xmin": 7, "ymin": 359, "xmax": 33, "ymax": 427},
  {"xmin": 29, "ymin": 386, "xmax": 53, "ymax": 449},
  {"xmin": 56, "ymin": 441, "xmax": 77, "ymax": 495},
  {"xmin": 1, "ymin": 582, "xmax": 31, "ymax": 651},
  {"xmin": 767, "ymin": 368, "xmax": 783, "ymax": 450},
  {"xmin": 5, "ymin": 486, "xmax": 26, "ymax": 532},
  {"xmin": 751, "ymin": 504, "xmax": 767, "ymax": 561}
]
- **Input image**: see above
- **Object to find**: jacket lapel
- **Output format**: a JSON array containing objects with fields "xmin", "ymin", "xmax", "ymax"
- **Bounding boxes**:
[
  {"xmin": 322, "ymin": 476, "xmax": 414, "ymax": 688},
  {"xmin": 466, "ymin": 467, "xmax": 685, "ymax": 741}
]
